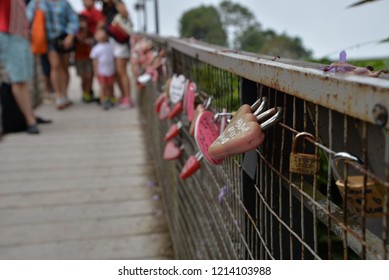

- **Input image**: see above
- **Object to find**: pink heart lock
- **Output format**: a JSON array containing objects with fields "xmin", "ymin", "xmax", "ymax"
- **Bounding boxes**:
[
  {"xmin": 185, "ymin": 82, "xmax": 196, "ymax": 122},
  {"xmin": 163, "ymin": 141, "xmax": 182, "ymax": 160},
  {"xmin": 194, "ymin": 111, "xmax": 223, "ymax": 165},
  {"xmin": 159, "ymin": 99, "xmax": 171, "ymax": 120},
  {"xmin": 154, "ymin": 94, "xmax": 167, "ymax": 113}
]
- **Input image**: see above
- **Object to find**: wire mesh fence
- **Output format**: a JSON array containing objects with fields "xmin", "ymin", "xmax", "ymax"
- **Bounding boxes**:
[{"xmin": 136, "ymin": 36, "xmax": 389, "ymax": 260}]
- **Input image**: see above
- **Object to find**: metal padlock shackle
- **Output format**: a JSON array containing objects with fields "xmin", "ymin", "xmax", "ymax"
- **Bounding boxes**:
[
  {"xmin": 251, "ymin": 97, "xmax": 268, "ymax": 116},
  {"xmin": 292, "ymin": 132, "xmax": 316, "ymax": 153},
  {"xmin": 258, "ymin": 107, "xmax": 283, "ymax": 131},
  {"xmin": 330, "ymin": 152, "xmax": 364, "ymax": 182},
  {"xmin": 203, "ymin": 95, "xmax": 213, "ymax": 109},
  {"xmin": 213, "ymin": 97, "xmax": 268, "ymax": 123}
]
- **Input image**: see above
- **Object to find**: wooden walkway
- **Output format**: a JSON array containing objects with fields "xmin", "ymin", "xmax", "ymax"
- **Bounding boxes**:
[{"xmin": 0, "ymin": 69, "xmax": 173, "ymax": 259}]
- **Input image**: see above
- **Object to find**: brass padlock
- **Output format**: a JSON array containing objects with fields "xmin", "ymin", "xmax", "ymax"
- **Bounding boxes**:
[
  {"xmin": 331, "ymin": 152, "xmax": 386, "ymax": 218},
  {"xmin": 289, "ymin": 132, "xmax": 317, "ymax": 175}
]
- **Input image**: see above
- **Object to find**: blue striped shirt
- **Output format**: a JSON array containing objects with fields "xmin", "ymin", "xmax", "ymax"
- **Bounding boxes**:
[{"xmin": 26, "ymin": 0, "xmax": 79, "ymax": 41}]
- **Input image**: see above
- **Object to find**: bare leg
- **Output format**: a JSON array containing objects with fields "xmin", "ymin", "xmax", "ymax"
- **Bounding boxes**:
[
  {"xmin": 48, "ymin": 51, "xmax": 65, "ymax": 100},
  {"xmin": 59, "ymin": 53, "xmax": 70, "ymax": 98},
  {"xmin": 11, "ymin": 82, "xmax": 36, "ymax": 125},
  {"xmin": 115, "ymin": 58, "xmax": 131, "ymax": 100}
]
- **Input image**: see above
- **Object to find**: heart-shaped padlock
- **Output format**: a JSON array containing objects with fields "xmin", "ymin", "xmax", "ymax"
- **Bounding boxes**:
[
  {"xmin": 189, "ymin": 96, "xmax": 213, "ymax": 136},
  {"xmin": 207, "ymin": 98, "xmax": 268, "ymax": 158},
  {"xmin": 179, "ymin": 110, "xmax": 224, "ymax": 180},
  {"xmin": 208, "ymin": 99, "xmax": 282, "ymax": 159},
  {"xmin": 163, "ymin": 141, "xmax": 183, "ymax": 161},
  {"xmin": 159, "ymin": 99, "xmax": 171, "ymax": 120},
  {"xmin": 164, "ymin": 121, "xmax": 183, "ymax": 142},
  {"xmin": 195, "ymin": 110, "xmax": 223, "ymax": 165},
  {"xmin": 185, "ymin": 82, "xmax": 197, "ymax": 122},
  {"xmin": 169, "ymin": 74, "xmax": 187, "ymax": 104},
  {"xmin": 189, "ymin": 104, "xmax": 204, "ymax": 136},
  {"xmin": 167, "ymin": 101, "xmax": 183, "ymax": 119},
  {"xmin": 154, "ymin": 93, "xmax": 167, "ymax": 113},
  {"xmin": 179, "ymin": 153, "xmax": 203, "ymax": 179}
]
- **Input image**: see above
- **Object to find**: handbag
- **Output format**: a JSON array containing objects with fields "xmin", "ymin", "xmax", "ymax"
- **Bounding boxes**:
[
  {"xmin": 107, "ymin": 14, "xmax": 132, "ymax": 44},
  {"xmin": 30, "ymin": 0, "xmax": 48, "ymax": 55}
]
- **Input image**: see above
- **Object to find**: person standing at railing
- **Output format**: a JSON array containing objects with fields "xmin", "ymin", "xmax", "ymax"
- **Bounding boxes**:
[
  {"xmin": 101, "ymin": 0, "xmax": 134, "ymax": 109},
  {"xmin": 0, "ymin": 0, "xmax": 40, "ymax": 134},
  {"xmin": 26, "ymin": 0, "xmax": 79, "ymax": 110}
]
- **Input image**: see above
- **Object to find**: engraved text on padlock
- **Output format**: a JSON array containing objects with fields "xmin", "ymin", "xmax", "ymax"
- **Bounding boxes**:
[
  {"xmin": 336, "ymin": 176, "xmax": 385, "ymax": 217},
  {"xmin": 289, "ymin": 132, "xmax": 317, "ymax": 176}
]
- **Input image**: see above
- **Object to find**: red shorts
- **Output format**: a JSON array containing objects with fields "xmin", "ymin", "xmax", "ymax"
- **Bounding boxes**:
[{"xmin": 97, "ymin": 75, "xmax": 115, "ymax": 85}]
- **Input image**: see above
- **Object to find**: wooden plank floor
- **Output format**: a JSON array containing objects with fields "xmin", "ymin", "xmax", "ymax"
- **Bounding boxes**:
[{"xmin": 0, "ymin": 68, "xmax": 173, "ymax": 259}]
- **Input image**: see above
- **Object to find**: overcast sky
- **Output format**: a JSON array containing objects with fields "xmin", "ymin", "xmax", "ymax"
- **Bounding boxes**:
[{"xmin": 68, "ymin": 0, "xmax": 389, "ymax": 59}]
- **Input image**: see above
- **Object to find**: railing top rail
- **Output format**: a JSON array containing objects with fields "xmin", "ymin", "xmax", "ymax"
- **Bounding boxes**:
[{"xmin": 166, "ymin": 37, "xmax": 389, "ymax": 128}]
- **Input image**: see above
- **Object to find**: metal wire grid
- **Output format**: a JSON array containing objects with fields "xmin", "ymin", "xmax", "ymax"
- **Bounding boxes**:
[{"xmin": 140, "ymin": 38, "xmax": 389, "ymax": 260}]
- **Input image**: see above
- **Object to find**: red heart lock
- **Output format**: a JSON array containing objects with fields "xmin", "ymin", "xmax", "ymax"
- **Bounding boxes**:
[
  {"xmin": 179, "ymin": 154, "xmax": 202, "ymax": 179},
  {"xmin": 164, "ymin": 121, "xmax": 183, "ymax": 141},
  {"xmin": 167, "ymin": 101, "xmax": 183, "ymax": 119},
  {"xmin": 154, "ymin": 94, "xmax": 167, "ymax": 113},
  {"xmin": 185, "ymin": 82, "xmax": 196, "ymax": 121},
  {"xmin": 195, "ymin": 111, "xmax": 223, "ymax": 165},
  {"xmin": 163, "ymin": 141, "xmax": 182, "ymax": 160},
  {"xmin": 159, "ymin": 99, "xmax": 171, "ymax": 120}
]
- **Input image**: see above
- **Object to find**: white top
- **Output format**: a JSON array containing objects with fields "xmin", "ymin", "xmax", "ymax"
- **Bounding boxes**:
[{"xmin": 90, "ymin": 42, "xmax": 115, "ymax": 76}]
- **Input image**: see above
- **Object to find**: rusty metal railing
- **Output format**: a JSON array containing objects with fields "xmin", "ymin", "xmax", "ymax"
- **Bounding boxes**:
[{"xmin": 136, "ymin": 36, "xmax": 389, "ymax": 260}]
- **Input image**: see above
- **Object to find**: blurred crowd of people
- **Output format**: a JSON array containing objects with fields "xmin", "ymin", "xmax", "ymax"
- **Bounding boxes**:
[{"xmin": 0, "ymin": 0, "xmax": 135, "ymax": 135}]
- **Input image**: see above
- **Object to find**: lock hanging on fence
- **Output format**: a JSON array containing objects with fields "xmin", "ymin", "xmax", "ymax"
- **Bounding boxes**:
[
  {"xmin": 208, "ymin": 98, "xmax": 282, "ymax": 160},
  {"xmin": 330, "ymin": 152, "xmax": 386, "ymax": 218},
  {"xmin": 289, "ymin": 132, "xmax": 318, "ymax": 176}
]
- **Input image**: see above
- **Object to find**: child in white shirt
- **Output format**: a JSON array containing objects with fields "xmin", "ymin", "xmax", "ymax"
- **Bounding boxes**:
[{"xmin": 90, "ymin": 29, "xmax": 115, "ymax": 110}]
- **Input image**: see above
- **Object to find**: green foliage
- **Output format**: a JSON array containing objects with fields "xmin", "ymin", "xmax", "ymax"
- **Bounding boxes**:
[
  {"xmin": 233, "ymin": 24, "xmax": 267, "ymax": 52},
  {"xmin": 178, "ymin": 1, "xmax": 312, "ymax": 60},
  {"xmin": 218, "ymin": 0, "xmax": 255, "ymax": 29},
  {"xmin": 348, "ymin": 58, "xmax": 389, "ymax": 70},
  {"xmin": 190, "ymin": 64, "xmax": 240, "ymax": 111},
  {"xmin": 178, "ymin": 5, "xmax": 227, "ymax": 46},
  {"xmin": 235, "ymin": 26, "xmax": 312, "ymax": 60},
  {"xmin": 258, "ymin": 34, "xmax": 313, "ymax": 60}
]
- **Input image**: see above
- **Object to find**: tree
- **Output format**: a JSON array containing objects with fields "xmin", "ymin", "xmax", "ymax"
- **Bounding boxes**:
[
  {"xmin": 178, "ymin": 1, "xmax": 312, "ymax": 60},
  {"xmin": 178, "ymin": 6, "xmax": 227, "ymax": 46},
  {"xmin": 218, "ymin": 0, "xmax": 255, "ymax": 30},
  {"xmin": 258, "ymin": 34, "xmax": 312, "ymax": 60},
  {"xmin": 234, "ymin": 24, "xmax": 275, "ymax": 52}
]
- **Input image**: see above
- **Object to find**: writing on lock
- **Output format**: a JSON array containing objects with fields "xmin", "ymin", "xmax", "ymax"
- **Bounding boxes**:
[
  {"xmin": 331, "ymin": 152, "xmax": 387, "ymax": 218},
  {"xmin": 195, "ymin": 111, "xmax": 223, "ymax": 165},
  {"xmin": 169, "ymin": 74, "xmax": 187, "ymax": 104},
  {"xmin": 216, "ymin": 117, "xmax": 251, "ymax": 145}
]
